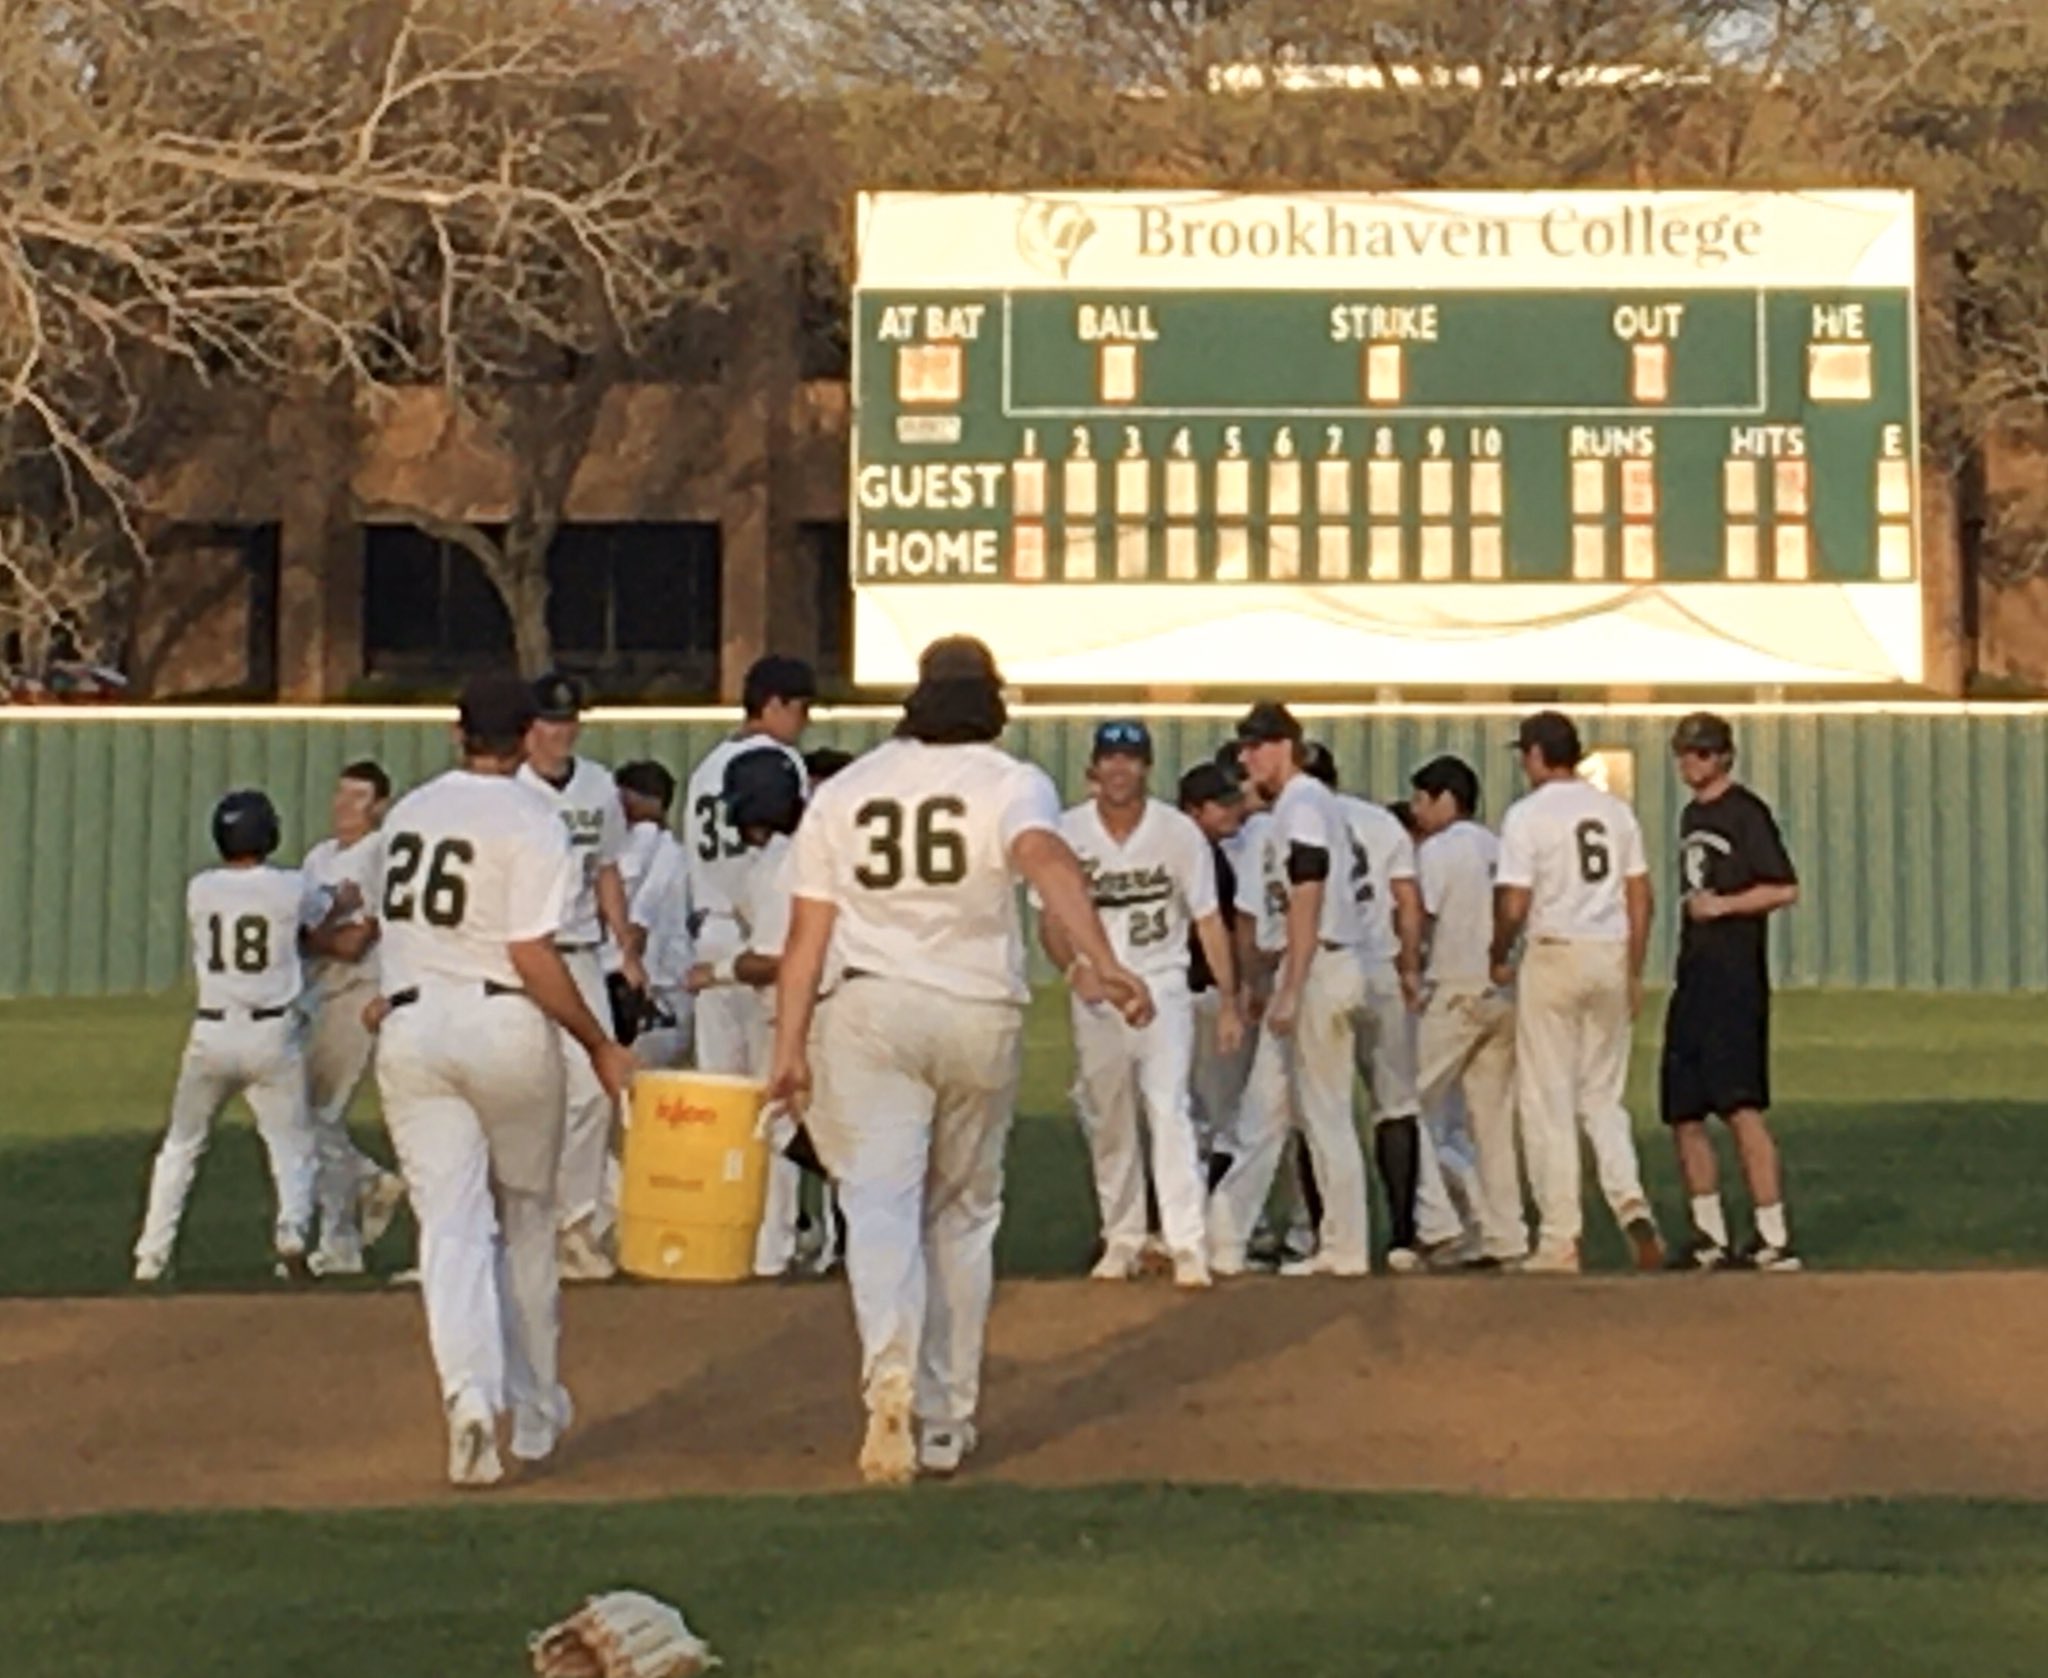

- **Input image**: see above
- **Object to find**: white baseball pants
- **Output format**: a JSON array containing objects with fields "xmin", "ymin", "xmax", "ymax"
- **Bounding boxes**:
[
  {"xmin": 1418, "ymin": 983, "xmax": 1524, "ymax": 1260},
  {"xmin": 303, "ymin": 979, "xmax": 387, "ymax": 1249},
  {"xmin": 551, "ymin": 948, "xmax": 620, "ymax": 1236},
  {"xmin": 1208, "ymin": 948, "xmax": 1370, "ymax": 1270},
  {"xmin": 377, "ymin": 984, "xmax": 565, "ymax": 1428},
  {"xmin": 136, "ymin": 1014, "xmax": 318, "ymax": 1269},
  {"xmin": 692, "ymin": 916, "xmax": 796, "ymax": 1275},
  {"xmin": 1514, "ymin": 941, "xmax": 1650, "ymax": 1251},
  {"xmin": 1070, "ymin": 977, "xmax": 1205, "ymax": 1260},
  {"xmin": 1189, "ymin": 987, "xmax": 1255, "ymax": 1166},
  {"xmin": 1352, "ymin": 963, "xmax": 1461, "ymax": 1247},
  {"xmin": 804, "ymin": 976, "xmax": 1023, "ymax": 1431}
]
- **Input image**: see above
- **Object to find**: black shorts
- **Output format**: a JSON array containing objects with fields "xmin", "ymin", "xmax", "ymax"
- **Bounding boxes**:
[{"xmin": 1659, "ymin": 969, "xmax": 1771, "ymax": 1125}]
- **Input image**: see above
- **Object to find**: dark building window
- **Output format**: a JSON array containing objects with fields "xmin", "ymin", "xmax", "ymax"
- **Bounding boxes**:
[
  {"xmin": 362, "ymin": 521, "xmax": 719, "ymax": 695},
  {"xmin": 801, "ymin": 521, "xmax": 851, "ymax": 687}
]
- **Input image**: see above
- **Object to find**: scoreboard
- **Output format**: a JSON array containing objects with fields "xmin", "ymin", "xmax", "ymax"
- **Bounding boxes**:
[{"xmin": 850, "ymin": 190, "xmax": 1922, "ymax": 689}]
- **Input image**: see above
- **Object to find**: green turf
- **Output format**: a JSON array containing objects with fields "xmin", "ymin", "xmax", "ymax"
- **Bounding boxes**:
[
  {"xmin": 6, "ymin": 1486, "xmax": 2048, "ymax": 1677},
  {"xmin": 7, "ymin": 988, "xmax": 2048, "ymax": 1295}
]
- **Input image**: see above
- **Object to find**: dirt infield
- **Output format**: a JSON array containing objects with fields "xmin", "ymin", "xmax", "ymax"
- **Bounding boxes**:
[{"xmin": 5, "ymin": 1272, "xmax": 2046, "ymax": 1519}]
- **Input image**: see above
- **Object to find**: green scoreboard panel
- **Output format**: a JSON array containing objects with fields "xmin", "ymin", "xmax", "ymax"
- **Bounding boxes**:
[{"xmin": 852, "ymin": 191, "xmax": 1922, "ymax": 689}]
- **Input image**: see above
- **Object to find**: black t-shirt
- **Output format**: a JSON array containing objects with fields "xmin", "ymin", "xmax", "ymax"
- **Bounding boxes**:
[
  {"xmin": 1676, "ymin": 783, "xmax": 1796, "ymax": 984},
  {"xmin": 1189, "ymin": 840, "xmax": 1237, "ymax": 994}
]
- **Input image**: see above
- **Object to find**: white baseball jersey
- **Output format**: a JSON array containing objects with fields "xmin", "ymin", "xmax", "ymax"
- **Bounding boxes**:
[
  {"xmin": 301, "ymin": 832, "xmax": 384, "ymax": 995},
  {"xmin": 1272, "ymin": 772, "xmax": 1365, "ymax": 948},
  {"xmin": 186, "ymin": 866, "xmax": 326, "ymax": 1012},
  {"xmin": 1496, "ymin": 778, "xmax": 1648, "ymax": 943},
  {"xmin": 1418, "ymin": 820, "xmax": 1500, "ymax": 983},
  {"xmin": 1058, "ymin": 798, "xmax": 1217, "ymax": 980},
  {"xmin": 516, "ymin": 757, "xmax": 627, "ymax": 946},
  {"xmin": 790, "ymin": 737, "xmax": 1059, "ymax": 1005},
  {"xmin": 1337, "ymin": 794, "xmax": 1417, "ymax": 969},
  {"xmin": 603, "ymin": 820, "xmax": 668, "ymax": 977},
  {"xmin": 627, "ymin": 828, "xmax": 694, "ymax": 992},
  {"xmin": 1233, "ymin": 811, "xmax": 1288, "ymax": 955},
  {"xmin": 378, "ymin": 771, "xmax": 576, "ymax": 992},
  {"xmin": 683, "ymin": 735, "xmax": 809, "ymax": 921}
]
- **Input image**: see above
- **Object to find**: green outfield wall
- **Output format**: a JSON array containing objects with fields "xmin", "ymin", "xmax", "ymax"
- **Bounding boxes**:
[{"xmin": 0, "ymin": 703, "xmax": 2039, "ymax": 997}]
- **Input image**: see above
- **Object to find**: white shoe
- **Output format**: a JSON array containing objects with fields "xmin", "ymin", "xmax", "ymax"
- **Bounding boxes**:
[
  {"xmin": 1280, "ymin": 1252, "xmax": 1369, "ymax": 1279},
  {"xmin": 918, "ymin": 1421, "xmax": 977, "ymax": 1477},
  {"xmin": 1385, "ymin": 1247, "xmax": 1423, "ymax": 1275},
  {"xmin": 557, "ymin": 1219, "xmax": 617, "ymax": 1283},
  {"xmin": 309, "ymin": 1241, "xmax": 364, "ymax": 1279},
  {"xmin": 1520, "ymin": 1241, "xmax": 1583, "ymax": 1275},
  {"xmin": 358, "ymin": 1171, "xmax": 407, "ymax": 1248},
  {"xmin": 1090, "ymin": 1243, "xmax": 1141, "ymax": 1281},
  {"xmin": 1208, "ymin": 1248, "xmax": 1248, "ymax": 1278},
  {"xmin": 273, "ymin": 1237, "xmax": 312, "ymax": 1282},
  {"xmin": 1171, "ymin": 1249, "xmax": 1213, "ymax": 1289},
  {"xmin": 133, "ymin": 1253, "xmax": 168, "ymax": 1285},
  {"xmin": 447, "ymin": 1395, "xmax": 503, "ymax": 1490},
  {"xmin": 859, "ymin": 1378, "xmax": 916, "ymax": 1487},
  {"xmin": 511, "ymin": 1385, "xmax": 574, "ymax": 1465},
  {"xmin": 388, "ymin": 1267, "xmax": 422, "ymax": 1288}
]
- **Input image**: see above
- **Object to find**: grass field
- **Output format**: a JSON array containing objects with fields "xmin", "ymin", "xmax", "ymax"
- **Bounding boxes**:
[
  {"xmin": 8, "ymin": 987, "xmax": 2048, "ymax": 1295},
  {"xmin": 9, "ymin": 1486, "xmax": 2048, "ymax": 1677}
]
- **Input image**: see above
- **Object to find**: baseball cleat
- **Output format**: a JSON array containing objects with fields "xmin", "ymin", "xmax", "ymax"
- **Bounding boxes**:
[
  {"xmin": 447, "ymin": 1395, "xmax": 503, "ymax": 1490},
  {"xmin": 309, "ymin": 1241, "xmax": 365, "ymax": 1279},
  {"xmin": 1625, "ymin": 1215, "xmax": 1667, "ymax": 1272},
  {"xmin": 557, "ymin": 1219, "xmax": 618, "ymax": 1283},
  {"xmin": 918, "ymin": 1422, "xmax": 977, "ymax": 1477},
  {"xmin": 133, "ymin": 1254, "xmax": 169, "ymax": 1285},
  {"xmin": 858, "ymin": 1379, "xmax": 917, "ymax": 1487},
  {"xmin": 1170, "ymin": 1249, "xmax": 1213, "ymax": 1289},
  {"xmin": 1384, "ymin": 1247, "xmax": 1423, "ymax": 1275},
  {"xmin": 273, "ymin": 1241, "xmax": 314, "ymax": 1283},
  {"xmin": 1666, "ymin": 1235, "xmax": 1735, "ymax": 1272},
  {"xmin": 1280, "ymin": 1252, "xmax": 1369, "ymax": 1278},
  {"xmin": 1089, "ymin": 1243, "xmax": 1142, "ymax": 1281},
  {"xmin": 511, "ymin": 1384, "xmax": 575, "ymax": 1465},
  {"xmin": 1207, "ymin": 1247, "xmax": 1248, "ymax": 1278},
  {"xmin": 1519, "ymin": 1240, "xmax": 1582, "ymax": 1275},
  {"xmin": 358, "ymin": 1171, "xmax": 407, "ymax": 1248},
  {"xmin": 1739, "ymin": 1238, "xmax": 1803, "ymax": 1273}
]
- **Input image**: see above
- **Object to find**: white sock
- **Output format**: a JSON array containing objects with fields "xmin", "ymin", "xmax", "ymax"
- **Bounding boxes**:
[
  {"xmin": 1755, "ymin": 1203, "xmax": 1789, "ymax": 1248},
  {"xmin": 1690, "ymin": 1195, "xmax": 1729, "ymax": 1248}
]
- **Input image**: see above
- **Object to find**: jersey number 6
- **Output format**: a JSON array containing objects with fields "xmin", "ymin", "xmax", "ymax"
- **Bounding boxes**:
[
  {"xmin": 854, "ymin": 797, "xmax": 968, "ymax": 890},
  {"xmin": 1574, "ymin": 819, "xmax": 1612, "ymax": 885}
]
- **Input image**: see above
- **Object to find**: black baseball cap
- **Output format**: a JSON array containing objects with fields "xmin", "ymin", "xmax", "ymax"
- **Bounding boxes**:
[
  {"xmin": 1513, "ymin": 709, "xmax": 1582, "ymax": 768},
  {"xmin": 532, "ymin": 670, "xmax": 585, "ymax": 723},
  {"xmin": 1235, "ymin": 700, "xmax": 1303, "ymax": 746},
  {"xmin": 1093, "ymin": 719, "xmax": 1153, "ymax": 763},
  {"xmin": 615, "ymin": 760, "xmax": 677, "ymax": 808},
  {"xmin": 459, "ymin": 671, "xmax": 538, "ymax": 741},
  {"xmin": 1672, "ymin": 711, "xmax": 1735, "ymax": 757},
  {"xmin": 1179, "ymin": 762, "xmax": 1245, "ymax": 809},
  {"xmin": 1302, "ymin": 741, "xmax": 1338, "ymax": 788},
  {"xmin": 723, "ymin": 747, "xmax": 804, "ymax": 832}
]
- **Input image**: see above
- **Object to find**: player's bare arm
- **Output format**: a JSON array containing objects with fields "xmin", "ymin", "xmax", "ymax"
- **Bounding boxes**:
[
  {"xmin": 1623, "ymin": 872, "xmax": 1654, "ymax": 1018},
  {"xmin": 595, "ymin": 863, "xmax": 649, "ymax": 993},
  {"xmin": 1686, "ymin": 880, "xmax": 1799, "ymax": 922},
  {"xmin": 767, "ymin": 896, "xmax": 837, "ymax": 1110},
  {"xmin": 1391, "ymin": 876, "xmax": 1426, "ymax": 1012},
  {"xmin": 1193, "ymin": 910, "xmax": 1243, "ymax": 1054},
  {"xmin": 509, "ymin": 937, "xmax": 637, "ymax": 1102},
  {"xmin": 1012, "ymin": 829, "xmax": 1155, "ymax": 1027},
  {"xmin": 1270, "ymin": 866, "xmax": 1325, "ymax": 1038},
  {"xmin": 1490, "ymin": 883, "xmax": 1532, "ymax": 988},
  {"xmin": 1039, "ymin": 907, "xmax": 1080, "ymax": 978}
]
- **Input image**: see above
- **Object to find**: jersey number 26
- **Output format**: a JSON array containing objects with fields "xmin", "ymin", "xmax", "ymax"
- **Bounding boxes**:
[{"xmin": 384, "ymin": 835, "xmax": 474, "ymax": 928}]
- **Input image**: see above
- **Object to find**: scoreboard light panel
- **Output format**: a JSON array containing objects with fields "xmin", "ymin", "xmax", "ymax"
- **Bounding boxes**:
[{"xmin": 852, "ymin": 189, "xmax": 1923, "ymax": 688}]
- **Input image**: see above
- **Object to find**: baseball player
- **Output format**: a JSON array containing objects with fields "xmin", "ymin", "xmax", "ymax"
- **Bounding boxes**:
[
  {"xmin": 1490, "ymin": 711, "xmax": 1664, "ymax": 1273},
  {"xmin": 1178, "ymin": 761, "xmax": 1251, "ymax": 1179},
  {"xmin": 686, "ymin": 748, "xmax": 813, "ymax": 1277},
  {"xmin": 518, "ymin": 672, "xmax": 644, "ymax": 1282},
  {"xmin": 1047, "ymin": 721, "xmax": 1240, "ymax": 1289},
  {"xmin": 624, "ymin": 777, "xmax": 696, "ymax": 1072},
  {"xmin": 373, "ymin": 672, "xmax": 637, "ymax": 1488},
  {"xmin": 605, "ymin": 762, "xmax": 679, "ymax": 1044},
  {"xmin": 1207, "ymin": 702, "xmax": 1372, "ymax": 1277},
  {"xmin": 299, "ymin": 761, "xmax": 408, "ymax": 1277},
  {"xmin": 682, "ymin": 656, "xmax": 816, "ymax": 1080},
  {"xmin": 1662, "ymin": 712, "xmax": 1802, "ymax": 1271},
  {"xmin": 134, "ymin": 790, "xmax": 342, "ymax": 1283},
  {"xmin": 1409, "ymin": 754, "xmax": 1525, "ymax": 1267},
  {"xmin": 766, "ymin": 636, "xmax": 1151, "ymax": 1485}
]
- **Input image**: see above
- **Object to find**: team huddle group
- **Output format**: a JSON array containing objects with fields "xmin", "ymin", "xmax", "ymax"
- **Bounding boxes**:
[{"xmin": 129, "ymin": 636, "xmax": 1803, "ymax": 1488}]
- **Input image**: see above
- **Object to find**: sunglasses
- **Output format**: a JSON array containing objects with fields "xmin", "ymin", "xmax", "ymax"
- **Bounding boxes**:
[{"xmin": 1097, "ymin": 723, "xmax": 1149, "ymax": 749}]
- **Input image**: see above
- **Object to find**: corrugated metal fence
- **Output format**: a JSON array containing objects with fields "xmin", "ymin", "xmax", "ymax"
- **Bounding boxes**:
[{"xmin": 2, "ymin": 703, "xmax": 2043, "ymax": 997}]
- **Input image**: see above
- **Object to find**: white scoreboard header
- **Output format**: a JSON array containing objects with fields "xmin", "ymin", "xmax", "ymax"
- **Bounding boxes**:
[{"xmin": 855, "ymin": 189, "xmax": 1916, "ymax": 293}]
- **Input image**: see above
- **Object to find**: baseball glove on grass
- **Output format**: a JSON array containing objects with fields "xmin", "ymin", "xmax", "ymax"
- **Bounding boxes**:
[{"xmin": 530, "ymin": 1591, "xmax": 717, "ymax": 1678}]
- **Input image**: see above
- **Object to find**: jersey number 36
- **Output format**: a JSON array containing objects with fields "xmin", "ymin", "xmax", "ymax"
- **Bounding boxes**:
[{"xmin": 854, "ymin": 797, "xmax": 968, "ymax": 890}]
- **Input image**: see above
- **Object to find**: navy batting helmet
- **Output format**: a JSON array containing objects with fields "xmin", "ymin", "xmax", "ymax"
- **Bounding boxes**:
[
  {"xmin": 723, "ymin": 748, "xmax": 803, "ymax": 836},
  {"xmin": 212, "ymin": 789, "xmax": 281, "ymax": 860}
]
